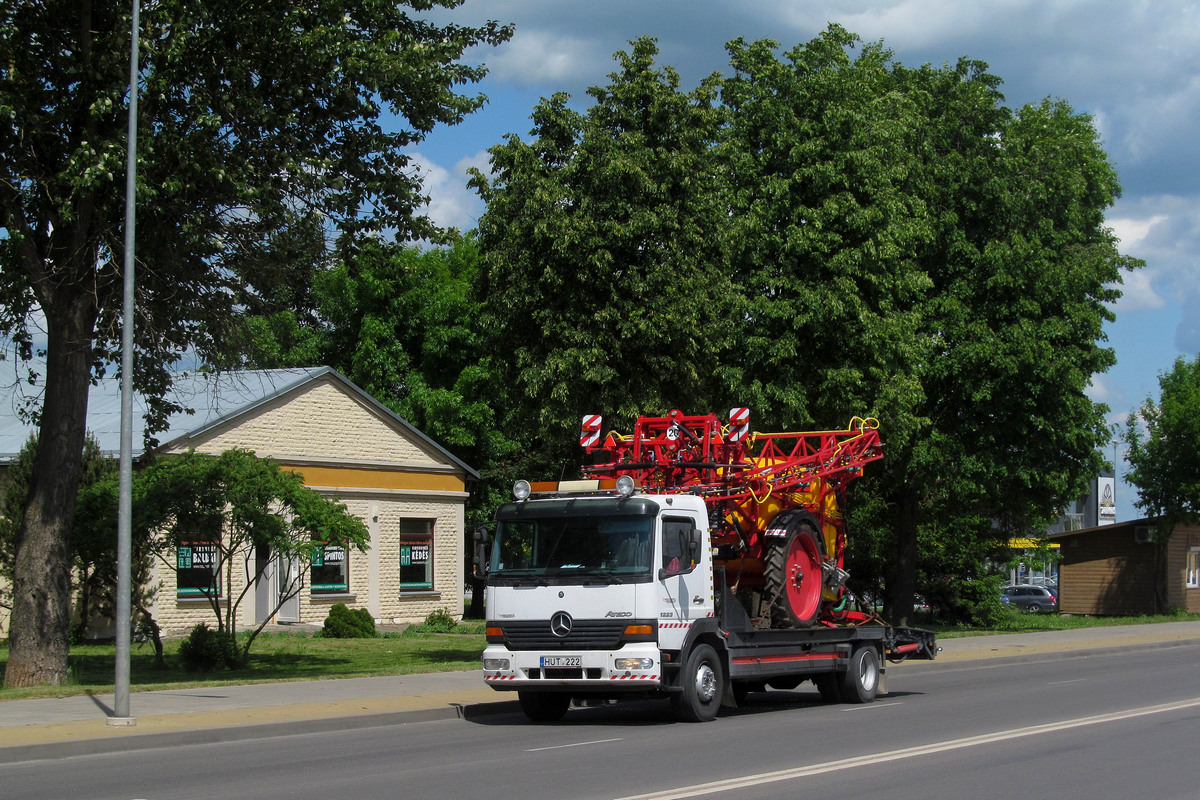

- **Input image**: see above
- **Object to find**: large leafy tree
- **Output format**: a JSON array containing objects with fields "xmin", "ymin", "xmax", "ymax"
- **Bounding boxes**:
[
  {"xmin": 720, "ymin": 29, "xmax": 932, "ymax": 436},
  {"xmin": 719, "ymin": 29, "xmax": 1134, "ymax": 623},
  {"xmin": 1124, "ymin": 356, "xmax": 1200, "ymax": 533},
  {"xmin": 891, "ymin": 77, "xmax": 1134, "ymax": 623},
  {"xmin": 316, "ymin": 236, "xmax": 502, "ymax": 464},
  {"xmin": 239, "ymin": 234, "xmax": 508, "ymax": 515},
  {"xmin": 472, "ymin": 28, "xmax": 1136, "ymax": 626},
  {"xmin": 470, "ymin": 37, "xmax": 735, "ymax": 475},
  {"xmin": 0, "ymin": 0, "xmax": 511, "ymax": 686}
]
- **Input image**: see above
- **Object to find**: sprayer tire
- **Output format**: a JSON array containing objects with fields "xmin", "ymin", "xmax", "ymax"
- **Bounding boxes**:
[{"xmin": 763, "ymin": 523, "xmax": 823, "ymax": 628}]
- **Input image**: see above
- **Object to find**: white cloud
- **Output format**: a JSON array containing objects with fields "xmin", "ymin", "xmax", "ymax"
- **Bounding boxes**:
[
  {"xmin": 1109, "ymin": 214, "xmax": 1168, "ymax": 250},
  {"xmin": 406, "ymin": 150, "xmax": 489, "ymax": 233},
  {"xmin": 1107, "ymin": 196, "xmax": 1200, "ymax": 314},
  {"xmin": 486, "ymin": 31, "xmax": 607, "ymax": 86},
  {"xmin": 1085, "ymin": 373, "xmax": 1111, "ymax": 404},
  {"xmin": 1112, "ymin": 268, "xmax": 1165, "ymax": 313}
]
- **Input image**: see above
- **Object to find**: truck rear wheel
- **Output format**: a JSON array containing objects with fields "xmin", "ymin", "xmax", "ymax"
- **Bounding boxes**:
[
  {"xmin": 764, "ymin": 524, "xmax": 823, "ymax": 628},
  {"xmin": 518, "ymin": 691, "xmax": 571, "ymax": 722},
  {"xmin": 672, "ymin": 643, "xmax": 723, "ymax": 722},
  {"xmin": 839, "ymin": 646, "xmax": 880, "ymax": 704}
]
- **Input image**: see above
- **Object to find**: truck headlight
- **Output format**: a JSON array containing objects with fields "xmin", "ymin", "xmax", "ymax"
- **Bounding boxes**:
[
  {"xmin": 483, "ymin": 658, "xmax": 510, "ymax": 671},
  {"xmin": 614, "ymin": 657, "xmax": 654, "ymax": 671}
]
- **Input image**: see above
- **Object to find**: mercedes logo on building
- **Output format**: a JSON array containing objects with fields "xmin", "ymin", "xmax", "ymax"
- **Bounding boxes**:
[{"xmin": 550, "ymin": 611, "xmax": 573, "ymax": 638}]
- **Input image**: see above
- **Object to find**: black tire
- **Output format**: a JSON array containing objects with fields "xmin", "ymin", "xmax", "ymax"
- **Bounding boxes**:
[
  {"xmin": 672, "ymin": 643, "xmax": 724, "ymax": 722},
  {"xmin": 763, "ymin": 524, "xmax": 823, "ymax": 629},
  {"xmin": 1028, "ymin": 603, "xmax": 1042, "ymax": 613},
  {"xmin": 518, "ymin": 691, "xmax": 571, "ymax": 722},
  {"xmin": 839, "ymin": 646, "xmax": 880, "ymax": 704},
  {"xmin": 813, "ymin": 672, "xmax": 842, "ymax": 703}
]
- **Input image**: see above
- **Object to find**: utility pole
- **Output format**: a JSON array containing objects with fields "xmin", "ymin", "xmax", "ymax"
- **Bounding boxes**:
[{"xmin": 109, "ymin": 0, "xmax": 141, "ymax": 728}]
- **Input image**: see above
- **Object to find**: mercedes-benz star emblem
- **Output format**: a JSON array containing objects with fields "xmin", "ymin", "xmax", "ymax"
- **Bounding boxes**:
[{"xmin": 550, "ymin": 611, "xmax": 573, "ymax": 638}]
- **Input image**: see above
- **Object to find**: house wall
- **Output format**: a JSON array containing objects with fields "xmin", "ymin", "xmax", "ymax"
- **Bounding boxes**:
[
  {"xmin": 1165, "ymin": 524, "xmax": 1200, "ymax": 613},
  {"xmin": 149, "ymin": 376, "xmax": 470, "ymax": 635},
  {"xmin": 1057, "ymin": 523, "xmax": 1157, "ymax": 615}
]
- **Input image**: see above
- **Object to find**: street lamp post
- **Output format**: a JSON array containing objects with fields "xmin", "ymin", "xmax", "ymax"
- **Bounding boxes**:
[{"xmin": 108, "ymin": 0, "xmax": 141, "ymax": 727}]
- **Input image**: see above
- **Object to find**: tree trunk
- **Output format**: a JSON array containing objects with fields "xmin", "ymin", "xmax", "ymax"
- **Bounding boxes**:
[
  {"xmin": 467, "ymin": 574, "xmax": 486, "ymax": 619},
  {"xmin": 883, "ymin": 487, "xmax": 919, "ymax": 627},
  {"xmin": 4, "ymin": 297, "xmax": 97, "ymax": 687}
]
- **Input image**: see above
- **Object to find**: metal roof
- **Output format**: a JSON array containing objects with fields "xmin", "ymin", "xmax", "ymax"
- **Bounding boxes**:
[{"xmin": 0, "ymin": 366, "xmax": 478, "ymax": 478}]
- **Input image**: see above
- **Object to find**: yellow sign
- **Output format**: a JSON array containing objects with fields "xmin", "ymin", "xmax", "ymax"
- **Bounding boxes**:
[{"xmin": 1008, "ymin": 538, "xmax": 1061, "ymax": 549}]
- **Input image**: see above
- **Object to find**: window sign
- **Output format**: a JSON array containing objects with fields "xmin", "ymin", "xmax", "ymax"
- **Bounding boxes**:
[
  {"xmin": 177, "ymin": 541, "xmax": 219, "ymax": 597},
  {"xmin": 400, "ymin": 519, "xmax": 434, "ymax": 591},
  {"xmin": 311, "ymin": 543, "xmax": 348, "ymax": 593}
]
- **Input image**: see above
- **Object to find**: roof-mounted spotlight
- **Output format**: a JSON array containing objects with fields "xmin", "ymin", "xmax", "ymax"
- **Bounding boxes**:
[
  {"xmin": 616, "ymin": 474, "xmax": 636, "ymax": 498},
  {"xmin": 513, "ymin": 479, "xmax": 532, "ymax": 501}
]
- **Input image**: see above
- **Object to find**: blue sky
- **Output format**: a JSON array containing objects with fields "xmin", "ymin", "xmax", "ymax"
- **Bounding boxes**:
[{"xmin": 404, "ymin": 0, "xmax": 1200, "ymax": 522}]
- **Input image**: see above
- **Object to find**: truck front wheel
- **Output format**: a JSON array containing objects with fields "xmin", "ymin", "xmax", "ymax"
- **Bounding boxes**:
[
  {"xmin": 672, "ymin": 643, "xmax": 723, "ymax": 722},
  {"xmin": 839, "ymin": 646, "xmax": 880, "ymax": 704},
  {"xmin": 518, "ymin": 691, "xmax": 571, "ymax": 722}
]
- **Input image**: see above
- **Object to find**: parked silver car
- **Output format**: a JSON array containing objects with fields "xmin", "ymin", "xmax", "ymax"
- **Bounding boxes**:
[{"xmin": 1002, "ymin": 584, "xmax": 1058, "ymax": 612}]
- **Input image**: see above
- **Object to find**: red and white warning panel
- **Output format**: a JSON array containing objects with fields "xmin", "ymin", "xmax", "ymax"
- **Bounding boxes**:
[
  {"xmin": 580, "ymin": 414, "xmax": 603, "ymax": 447},
  {"xmin": 728, "ymin": 407, "xmax": 750, "ymax": 441}
]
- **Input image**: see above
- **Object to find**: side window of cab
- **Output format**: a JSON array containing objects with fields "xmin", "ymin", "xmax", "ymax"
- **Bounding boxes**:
[{"xmin": 661, "ymin": 517, "xmax": 699, "ymax": 576}]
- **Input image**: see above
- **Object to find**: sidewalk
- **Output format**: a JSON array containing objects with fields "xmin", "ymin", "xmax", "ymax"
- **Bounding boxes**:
[{"xmin": 2, "ymin": 620, "xmax": 1198, "ymax": 764}]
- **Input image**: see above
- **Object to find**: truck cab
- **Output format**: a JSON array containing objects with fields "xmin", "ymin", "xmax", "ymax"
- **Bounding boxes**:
[{"xmin": 482, "ymin": 485, "xmax": 715, "ymax": 720}]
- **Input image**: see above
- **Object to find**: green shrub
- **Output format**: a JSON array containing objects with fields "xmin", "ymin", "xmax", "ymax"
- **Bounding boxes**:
[
  {"xmin": 402, "ymin": 607, "xmax": 468, "ymax": 635},
  {"xmin": 421, "ymin": 607, "xmax": 459, "ymax": 632},
  {"xmin": 322, "ymin": 603, "xmax": 376, "ymax": 638},
  {"xmin": 178, "ymin": 622, "xmax": 241, "ymax": 671}
]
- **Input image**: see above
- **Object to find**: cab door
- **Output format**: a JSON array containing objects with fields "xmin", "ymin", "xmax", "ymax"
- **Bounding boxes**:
[{"xmin": 658, "ymin": 514, "xmax": 711, "ymax": 639}]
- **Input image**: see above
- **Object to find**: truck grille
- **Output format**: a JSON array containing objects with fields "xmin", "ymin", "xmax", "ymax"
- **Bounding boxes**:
[{"xmin": 498, "ymin": 619, "xmax": 631, "ymax": 650}]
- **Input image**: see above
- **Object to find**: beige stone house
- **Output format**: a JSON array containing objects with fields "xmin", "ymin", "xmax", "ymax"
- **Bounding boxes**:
[{"xmin": 0, "ymin": 367, "xmax": 477, "ymax": 636}]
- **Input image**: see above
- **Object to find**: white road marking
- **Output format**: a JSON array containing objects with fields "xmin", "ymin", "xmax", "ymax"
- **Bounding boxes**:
[
  {"xmin": 614, "ymin": 697, "xmax": 1200, "ymax": 800},
  {"xmin": 1048, "ymin": 678, "xmax": 1087, "ymax": 685},
  {"xmin": 841, "ymin": 701, "xmax": 904, "ymax": 712},
  {"xmin": 528, "ymin": 737, "xmax": 623, "ymax": 752}
]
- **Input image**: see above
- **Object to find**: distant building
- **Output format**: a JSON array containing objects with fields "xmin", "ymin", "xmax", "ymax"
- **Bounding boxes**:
[
  {"xmin": 1049, "ymin": 471, "xmax": 1117, "ymax": 533},
  {"xmin": 0, "ymin": 368, "xmax": 477, "ymax": 636},
  {"xmin": 1049, "ymin": 518, "xmax": 1200, "ymax": 615}
]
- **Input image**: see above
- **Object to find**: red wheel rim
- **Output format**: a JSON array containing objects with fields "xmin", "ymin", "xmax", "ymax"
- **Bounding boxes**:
[{"xmin": 784, "ymin": 531, "xmax": 822, "ymax": 621}]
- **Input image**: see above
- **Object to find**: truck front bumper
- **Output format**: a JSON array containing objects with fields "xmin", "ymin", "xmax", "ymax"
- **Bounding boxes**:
[{"xmin": 482, "ymin": 643, "xmax": 663, "ymax": 691}]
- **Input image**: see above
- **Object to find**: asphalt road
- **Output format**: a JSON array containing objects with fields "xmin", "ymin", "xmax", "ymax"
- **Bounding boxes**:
[{"xmin": 4, "ymin": 643, "xmax": 1199, "ymax": 800}]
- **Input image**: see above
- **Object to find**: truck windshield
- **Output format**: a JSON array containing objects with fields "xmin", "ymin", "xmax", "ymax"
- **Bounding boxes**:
[{"xmin": 490, "ymin": 513, "xmax": 654, "ymax": 584}]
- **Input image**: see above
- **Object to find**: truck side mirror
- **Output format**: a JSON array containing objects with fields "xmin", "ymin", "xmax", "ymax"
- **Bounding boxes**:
[
  {"xmin": 472, "ymin": 525, "xmax": 490, "ymax": 581},
  {"xmin": 689, "ymin": 529, "xmax": 703, "ymax": 564}
]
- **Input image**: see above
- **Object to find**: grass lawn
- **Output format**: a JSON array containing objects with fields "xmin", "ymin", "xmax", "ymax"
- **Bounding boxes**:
[{"xmin": 0, "ymin": 624, "xmax": 487, "ymax": 701}]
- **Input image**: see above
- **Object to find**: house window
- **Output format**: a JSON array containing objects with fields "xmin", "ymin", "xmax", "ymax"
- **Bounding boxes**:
[
  {"xmin": 400, "ymin": 519, "xmax": 434, "ymax": 591},
  {"xmin": 177, "ymin": 540, "xmax": 220, "ymax": 598},
  {"xmin": 311, "ymin": 542, "xmax": 349, "ymax": 594},
  {"xmin": 1187, "ymin": 549, "xmax": 1200, "ymax": 589}
]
